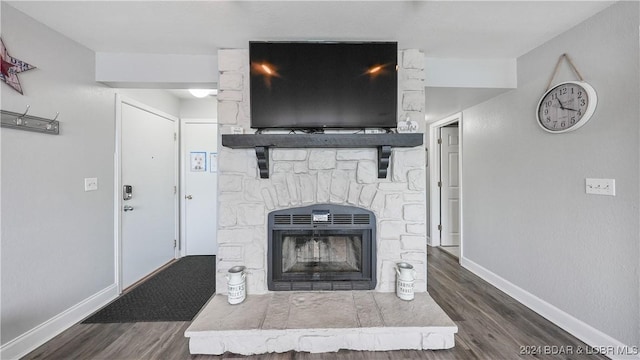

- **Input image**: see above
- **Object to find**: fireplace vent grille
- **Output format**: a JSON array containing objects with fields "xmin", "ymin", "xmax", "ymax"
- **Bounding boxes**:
[
  {"xmin": 353, "ymin": 214, "xmax": 371, "ymax": 224},
  {"xmin": 331, "ymin": 214, "xmax": 352, "ymax": 224},
  {"xmin": 293, "ymin": 214, "xmax": 311, "ymax": 224},
  {"xmin": 271, "ymin": 213, "xmax": 372, "ymax": 226},
  {"xmin": 273, "ymin": 215, "xmax": 291, "ymax": 225}
]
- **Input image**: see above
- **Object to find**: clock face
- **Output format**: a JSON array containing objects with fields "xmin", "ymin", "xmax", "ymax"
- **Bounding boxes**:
[{"xmin": 536, "ymin": 81, "xmax": 597, "ymax": 133}]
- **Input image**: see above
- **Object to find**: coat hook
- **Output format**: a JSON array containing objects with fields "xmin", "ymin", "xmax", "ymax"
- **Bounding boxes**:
[
  {"xmin": 46, "ymin": 112, "xmax": 60, "ymax": 130},
  {"xmin": 16, "ymin": 105, "xmax": 31, "ymax": 126},
  {"xmin": 20, "ymin": 105, "xmax": 31, "ymax": 117}
]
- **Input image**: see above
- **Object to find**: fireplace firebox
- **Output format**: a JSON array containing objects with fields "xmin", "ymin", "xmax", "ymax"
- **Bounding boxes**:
[{"xmin": 268, "ymin": 204, "xmax": 376, "ymax": 291}]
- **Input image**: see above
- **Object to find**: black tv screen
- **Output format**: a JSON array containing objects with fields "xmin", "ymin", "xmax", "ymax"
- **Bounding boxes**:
[{"xmin": 249, "ymin": 41, "xmax": 397, "ymax": 129}]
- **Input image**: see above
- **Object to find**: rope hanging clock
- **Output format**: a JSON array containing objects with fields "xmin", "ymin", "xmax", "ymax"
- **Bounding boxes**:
[{"xmin": 536, "ymin": 54, "xmax": 597, "ymax": 133}]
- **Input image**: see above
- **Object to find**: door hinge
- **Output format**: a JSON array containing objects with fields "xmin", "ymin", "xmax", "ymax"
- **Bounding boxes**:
[
  {"xmin": 174, "ymin": 239, "xmax": 177, "ymax": 248},
  {"xmin": 174, "ymin": 132, "xmax": 177, "ymax": 141},
  {"xmin": 174, "ymin": 185, "xmax": 177, "ymax": 194},
  {"xmin": 437, "ymin": 181, "xmax": 442, "ymax": 187},
  {"xmin": 437, "ymin": 138, "xmax": 442, "ymax": 144},
  {"xmin": 438, "ymin": 224, "xmax": 442, "ymax": 231}
]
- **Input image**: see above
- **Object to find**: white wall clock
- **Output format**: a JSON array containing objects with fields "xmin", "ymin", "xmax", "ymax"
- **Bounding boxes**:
[{"xmin": 536, "ymin": 81, "xmax": 597, "ymax": 133}]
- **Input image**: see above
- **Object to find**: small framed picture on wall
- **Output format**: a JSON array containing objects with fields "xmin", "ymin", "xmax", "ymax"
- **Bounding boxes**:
[{"xmin": 190, "ymin": 151, "xmax": 206, "ymax": 172}]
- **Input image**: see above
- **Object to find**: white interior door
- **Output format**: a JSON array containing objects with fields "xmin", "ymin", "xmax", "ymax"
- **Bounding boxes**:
[
  {"xmin": 440, "ymin": 126, "xmax": 460, "ymax": 246},
  {"xmin": 121, "ymin": 101, "xmax": 177, "ymax": 289},
  {"xmin": 181, "ymin": 120, "xmax": 218, "ymax": 255}
]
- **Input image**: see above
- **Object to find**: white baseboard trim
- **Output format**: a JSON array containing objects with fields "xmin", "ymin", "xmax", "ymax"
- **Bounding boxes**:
[
  {"xmin": 0, "ymin": 284, "xmax": 118, "ymax": 360},
  {"xmin": 460, "ymin": 257, "xmax": 639, "ymax": 360}
]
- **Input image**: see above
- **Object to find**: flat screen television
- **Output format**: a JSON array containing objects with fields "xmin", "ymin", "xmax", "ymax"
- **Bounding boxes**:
[{"xmin": 249, "ymin": 41, "xmax": 397, "ymax": 130}]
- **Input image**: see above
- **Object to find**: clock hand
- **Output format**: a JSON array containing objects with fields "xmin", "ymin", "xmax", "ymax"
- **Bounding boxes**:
[{"xmin": 556, "ymin": 98, "xmax": 578, "ymax": 111}]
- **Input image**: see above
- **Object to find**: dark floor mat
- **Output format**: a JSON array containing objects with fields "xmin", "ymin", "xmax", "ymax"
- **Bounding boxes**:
[{"xmin": 83, "ymin": 256, "xmax": 215, "ymax": 323}]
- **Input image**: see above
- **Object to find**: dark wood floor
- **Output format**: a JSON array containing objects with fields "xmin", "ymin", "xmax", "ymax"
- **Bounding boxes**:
[{"xmin": 23, "ymin": 247, "xmax": 606, "ymax": 360}]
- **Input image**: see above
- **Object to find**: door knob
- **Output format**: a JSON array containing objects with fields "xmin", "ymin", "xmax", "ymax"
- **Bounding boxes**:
[
  {"xmin": 185, "ymin": 195, "xmax": 193, "ymax": 200},
  {"xmin": 123, "ymin": 205, "xmax": 134, "ymax": 212}
]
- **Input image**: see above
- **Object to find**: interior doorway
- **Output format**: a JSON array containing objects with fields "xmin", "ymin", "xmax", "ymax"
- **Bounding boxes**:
[
  {"xmin": 429, "ymin": 113, "xmax": 463, "ymax": 261},
  {"xmin": 180, "ymin": 119, "xmax": 218, "ymax": 256}
]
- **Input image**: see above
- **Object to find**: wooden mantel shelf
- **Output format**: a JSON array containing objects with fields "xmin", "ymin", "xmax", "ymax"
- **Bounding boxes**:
[{"xmin": 222, "ymin": 133, "xmax": 423, "ymax": 179}]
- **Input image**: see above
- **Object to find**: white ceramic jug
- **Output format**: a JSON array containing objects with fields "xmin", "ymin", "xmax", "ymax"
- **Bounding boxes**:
[
  {"xmin": 225, "ymin": 265, "xmax": 246, "ymax": 284},
  {"xmin": 395, "ymin": 262, "xmax": 416, "ymax": 281},
  {"xmin": 395, "ymin": 262, "xmax": 416, "ymax": 301},
  {"xmin": 226, "ymin": 266, "xmax": 247, "ymax": 305}
]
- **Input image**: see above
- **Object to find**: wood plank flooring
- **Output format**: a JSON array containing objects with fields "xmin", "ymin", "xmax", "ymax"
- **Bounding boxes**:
[{"xmin": 23, "ymin": 247, "xmax": 606, "ymax": 360}]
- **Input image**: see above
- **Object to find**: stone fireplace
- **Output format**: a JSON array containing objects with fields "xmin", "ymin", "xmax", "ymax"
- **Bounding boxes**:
[
  {"xmin": 215, "ymin": 48, "xmax": 427, "ymax": 295},
  {"xmin": 268, "ymin": 204, "xmax": 376, "ymax": 291},
  {"xmin": 185, "ymin": 48, "xmax": 459, "ymax": 356}
]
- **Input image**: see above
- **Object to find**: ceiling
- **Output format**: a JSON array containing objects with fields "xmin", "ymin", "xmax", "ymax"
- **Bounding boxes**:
[{"xmin": 8, "ymin": 1, "xmax": 616, "ymax": 120}]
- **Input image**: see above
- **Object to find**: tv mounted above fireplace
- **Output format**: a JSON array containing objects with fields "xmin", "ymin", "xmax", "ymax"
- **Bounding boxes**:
[{"xmin": 249, "ymin": 41, "xmax": 398, "ymax": 130}]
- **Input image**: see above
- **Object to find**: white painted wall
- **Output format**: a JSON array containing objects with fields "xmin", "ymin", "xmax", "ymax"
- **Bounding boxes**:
[
  {"xmin": 461, "ymin": 2, "xmax": 638, "ymax": 348},
  {"xmin": 96, "ymin": 52, "xmax": 218, "ymax": 89},
  {"xmin": 116, "ymin": 89, "xmax": 180, "ymax": 117},
  {"xmin": 0, "ymin": 3, "xmax": 179, "ymax": 353},
  {"xmin": 179, "ymin": 97, "xmax": 218, "ymax": 119},
  {"xmin": 425, "ymin": 58, "xmax": 517, "ymax": 88}
]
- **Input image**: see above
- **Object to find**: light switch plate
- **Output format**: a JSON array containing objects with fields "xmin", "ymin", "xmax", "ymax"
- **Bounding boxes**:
[
  {"xmin": 585, "ymin": 178, "xmax": 615, "ymax": 196},
  {"xmin": 84, "ymin": 177, "xmax": 98, "ymax": 192}
]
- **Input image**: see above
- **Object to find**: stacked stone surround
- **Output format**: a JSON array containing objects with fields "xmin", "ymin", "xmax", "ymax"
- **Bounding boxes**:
[{"xmin": 216, "ymin": 48, "xmax": 427, "ymax": 295}]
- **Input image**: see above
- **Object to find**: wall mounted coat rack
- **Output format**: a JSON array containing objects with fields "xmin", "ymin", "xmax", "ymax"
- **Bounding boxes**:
[{"xmin": 1, "ymin": 105, "xmax": 60, "ymax": 135}]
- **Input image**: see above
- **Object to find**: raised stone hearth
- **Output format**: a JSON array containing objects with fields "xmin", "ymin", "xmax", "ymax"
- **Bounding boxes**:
[{"xmin": 185, "ymin": 292, "xmax": 457, "ymax": 355}]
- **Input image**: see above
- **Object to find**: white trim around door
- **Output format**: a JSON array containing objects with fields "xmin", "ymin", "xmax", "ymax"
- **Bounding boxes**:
[{"xmin": 428, "ymin": 113, "xmax": 463, "ymax": 257}]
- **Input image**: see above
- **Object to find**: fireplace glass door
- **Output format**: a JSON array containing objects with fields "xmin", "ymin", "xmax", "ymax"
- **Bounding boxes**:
[
  {"xmin": 270, "ymin": 229, "xmax": 374, "ymax": 290},
  {"xmin": 267, "ymin": 204, "xmax": 377, "ymax": 291},
  {"xmin": 282, "ymin": 231, "xmax": 362, "ymax": 274}
]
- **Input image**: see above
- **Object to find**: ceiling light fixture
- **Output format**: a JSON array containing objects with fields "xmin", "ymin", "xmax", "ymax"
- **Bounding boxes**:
[{"xmin": 189, "ymin": 89, "xmax": 216, "ymax": 98}]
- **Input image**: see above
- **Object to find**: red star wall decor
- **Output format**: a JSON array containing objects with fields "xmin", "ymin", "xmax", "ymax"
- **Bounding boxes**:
[{"xmin": 1, "ymin": 38, "xmax": 36, "ymax": 95}]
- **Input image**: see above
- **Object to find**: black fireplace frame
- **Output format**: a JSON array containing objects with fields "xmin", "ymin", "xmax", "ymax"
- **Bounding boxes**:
[{"xmin": 268, "ymin": 204, "xmax": 376, "ymax": 291}]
